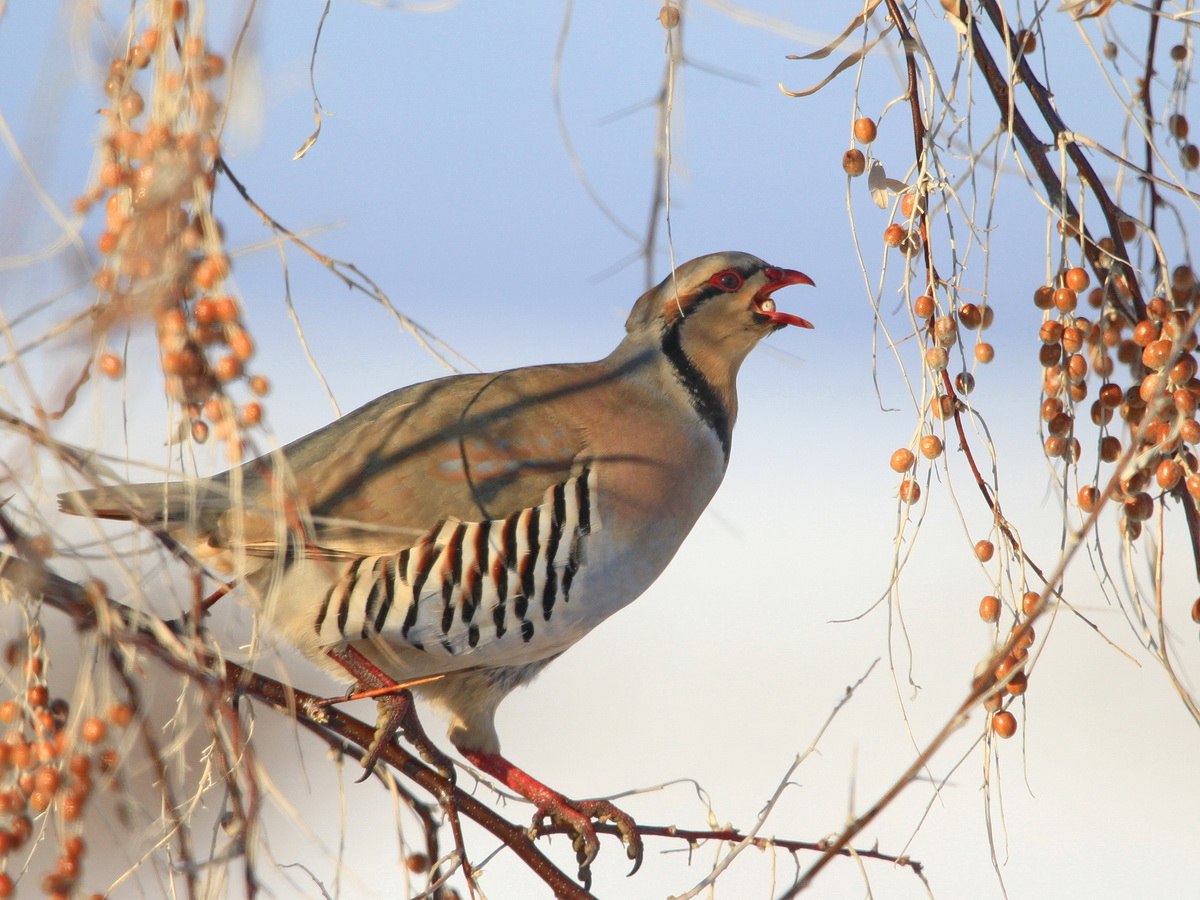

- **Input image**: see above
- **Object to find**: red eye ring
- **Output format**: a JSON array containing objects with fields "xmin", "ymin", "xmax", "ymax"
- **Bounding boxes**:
[{"xmin": 710, "ymin": 270, "xmax": 743, "ymax": 291}]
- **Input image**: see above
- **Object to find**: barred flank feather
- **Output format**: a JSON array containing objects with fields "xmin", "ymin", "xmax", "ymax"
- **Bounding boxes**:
[{"xmin": 314, "ymin": 465, "xmax": 596, "ymax": 654}]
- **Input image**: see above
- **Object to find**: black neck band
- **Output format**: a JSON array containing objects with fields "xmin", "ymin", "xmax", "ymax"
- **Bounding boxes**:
[{"xmin": 661, "ymin": 323, "xmax": 732, "ymax": 462}]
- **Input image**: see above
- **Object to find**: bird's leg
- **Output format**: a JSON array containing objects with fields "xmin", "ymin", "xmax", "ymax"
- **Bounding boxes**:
[
  {"xmin": 325, "ymin": 646, "xmax": 454, "ymax": 782},
  {"xmin": 458, "ymin": 746, "xmax": 643, "ymax": 886}
]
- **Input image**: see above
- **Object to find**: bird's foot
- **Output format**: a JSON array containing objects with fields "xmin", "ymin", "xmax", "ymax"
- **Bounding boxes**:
[
  {"xmin": 362, "ymin": 689, "xmax": 455, "ymax": 783},
  {"xmin": 325, "ymin": 646, "xmax": 454, "ymax": 783},
  {"xmin": 459, "ymin": 748, "xmax": 643, "ymax": 887},
  {"xmin": 534, "ymin": 794, "xmax": 643, "ymax": 885}
]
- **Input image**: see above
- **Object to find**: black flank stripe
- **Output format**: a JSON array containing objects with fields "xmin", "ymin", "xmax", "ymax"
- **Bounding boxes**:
[
  {"xmin": 447, "ymin": 523, "xmax": 464, "ymax": 593},
  {"xmin": 521, "ymin": 509, "xmax": 539, "ymax": 599},
  {"xmin": 313, "ymin": 580, "xmax": 336, "ymax": 635},
  {"xmin": 465, "ymin": 522, "xmax": 488, "ymax": 623},
  {"xmin": 562, "ymin": 543, "xmax": 579, "ymax": 603},
  {"xmin": 440, "ymin": 580, "xmax": 455, "ymax": 633},
  {"xmin": 361, "ymin": 557, "xmax": 383, "ymax": 639},
  {"xmin": 576, "ymin": 467, "xmax": 591, "ymax": 535},
  {"xmin": 493, "ymin": 555, "xmax": 507, "ymax": 604},
  {"xmin": 661, "ymin": 322, "xmax": 732, "ymax": 461},
  {"xmin": 468, "ymin": 624, "xmax": 480, "ymax": 648},
  {"xmin": 514, "ymin": 592, "xmax": 528, "ymax": 620},
  {"xmin": 402, "ymin": 545, "xmax": 428, "ymax": 639},
  {"xmin": 493, "ymin": 596, "xmax": 507, "ymax": 638},
  {"xmin": 542, "ymin": 483, "xmax": 565, "ymax": 621},
  {"xmin": 501, "ymin": 511, "xmax": 518, "ymax": 571},
  {"xmin": 337, "ymin": 557, "xmax": 368, "ymax": 637},
  {"xmin": 410, "ymin": 540, "xmax": 434, "ymax": 605},
  {"xmin": 440, "ymin": 638, "xmax": 455, "ymax": 655},
  {"xmin": 374, "ymin": 554, "xmax": 397, "ymax": 634},
  {"xmin": 520, "ymin": 619, "xmax": 534, "ymax": 643}
]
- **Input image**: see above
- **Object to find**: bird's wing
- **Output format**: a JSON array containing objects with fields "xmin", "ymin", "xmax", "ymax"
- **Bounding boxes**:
[{"xmin": 61, "ymin": 364, "xmax": 600, "ymax": 560}]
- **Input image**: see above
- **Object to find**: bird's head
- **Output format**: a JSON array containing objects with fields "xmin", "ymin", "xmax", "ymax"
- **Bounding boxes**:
[
  {"xmin": 626, "ymin": 251, "xmax": 813, "ymax": 335},
  {"xmin": 625, "ymin": 251, "xmax": 814, "ymax": 369}
]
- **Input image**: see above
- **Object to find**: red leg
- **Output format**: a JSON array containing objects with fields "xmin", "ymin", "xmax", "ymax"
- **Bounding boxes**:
[{"xmin": 459, "ymin": 747, "xmax": 643, "ymax": 885}]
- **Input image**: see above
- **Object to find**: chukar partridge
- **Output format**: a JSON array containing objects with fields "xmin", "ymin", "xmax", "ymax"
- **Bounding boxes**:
[{"xmin": 60, "ymin": 250, "xmax": 813, "ymax": 879}]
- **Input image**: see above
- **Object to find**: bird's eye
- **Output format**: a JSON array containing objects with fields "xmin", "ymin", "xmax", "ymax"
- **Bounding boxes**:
[{"xmin": 710, "ymin": 271, "xmax": 743, "ymax": 291}]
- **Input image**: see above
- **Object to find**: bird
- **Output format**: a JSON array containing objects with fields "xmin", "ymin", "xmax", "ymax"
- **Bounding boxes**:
[{"xmin": 59, "ymin": 250, "xmax": 814, "ymax": 882}]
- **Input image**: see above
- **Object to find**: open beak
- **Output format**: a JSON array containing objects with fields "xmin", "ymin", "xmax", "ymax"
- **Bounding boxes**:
[{"xmin": 754, "ymin": 267, "xmax": 815, "ymax": 329}]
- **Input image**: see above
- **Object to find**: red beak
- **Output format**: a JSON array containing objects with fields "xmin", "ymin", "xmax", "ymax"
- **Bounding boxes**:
[{"xmin": 755, "ymin": 267, "xmax": 815, "ymax": 329}]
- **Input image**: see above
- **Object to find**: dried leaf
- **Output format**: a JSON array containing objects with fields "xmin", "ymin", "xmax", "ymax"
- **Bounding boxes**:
[
  {"xmin": 780, "ymin": 26, "xmax": 892, "ymax": 98},
  {"xmin": 785, "ymin": 0, "xmax": 883, "ymax": 61}
]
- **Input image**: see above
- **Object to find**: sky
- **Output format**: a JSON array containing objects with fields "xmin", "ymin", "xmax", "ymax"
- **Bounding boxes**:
[{"xmin": 1, "ymin": 1, "xmax": 1198, "ymax": 898}]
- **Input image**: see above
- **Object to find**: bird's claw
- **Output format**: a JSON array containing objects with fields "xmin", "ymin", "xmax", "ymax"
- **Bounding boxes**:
[
  {"xmin": 356, "ymin": 691, "xmax": 456, "ymax": 784},
  {"xmin": 533, "ymin": 796, "xmax": 643, "ymax": 886}
]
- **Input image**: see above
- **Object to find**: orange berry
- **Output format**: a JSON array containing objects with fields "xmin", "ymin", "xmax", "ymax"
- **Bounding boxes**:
[
  {"xmin": 1053, "ymin": 287, "xmax": 1078, "ymax": 313},
  {"xmin": 842, "ymin": 149, "xmax": 866, "ymax": 177},
  {"xmin": 890, "ymin": 448, "xmax": 916, "ymax": 472},
  {"xmin": 1192, "ymin": 597, "xmax": 1200, "ymax": 623},
  {"xmin": 1100, "ymin": 435, "xmax": 1122, "ymax": 462},
  {"xmin": 919, "ymin": 435, "xmax": 943, "ymax": 459},
  {"xmin": 1170, "ymin": 114, "xmax": 1190, "ymax": 139},
  {"xmin": 975, "ymin": 342, "xmax": 995, "ymax": 363},
  {"xmin": 1157, "ymin": 459, "xmax": 1183, "ymax": 490},
  {"xmin": 853, "ymin": 117, "xmax": 878, "ymax": 143},
  {"xmin": 80, "ymin": 717, "xmax": 106, "ymax": 744},
  {"xmin": 975, "ymin": 540, "xmax": 995, "ymax": 562},
  {"xmin": 214, "ymin": 355, "xmax": 242, "ymax": 382},
  {"xmin": 228, "ymin": 329, "xmax": 254, "ymax": 362},
  {"xmin": 899, "ymin": 479, "xmax": 921, "ymax": 504},
  {"xmin": 1078, "ymin": 485, "xmax": 1100, "ymax": 511},
  {"xmin": 64, "ymin": 834, "xmax": 85, "ymax": 859},
  {"xmin": 979, "ymin": 595, "xmax": 1000, "ymax": 623},
  {"xmin": 98, "ymin": 352, "xmax": 123, "ymax": 378},
  {"xmin": 883, "ymin": 223, "xmax": 906, "ymax": 247},
  {"xmin": 34, "ymin": 765, "xmax": 60, "ymax": 796},
  {"xmin": 239, "ymin": 402, "xmax": 263, "ymax": 427},
  {"xmin": 913, "ymin": 294, "xmax": 935, "ymax": 318},
  {"xmin": 1124, "ymin": 492, "xmax": 1154, "ymax": 521},
  {"xmin": 1064, "ymin": 267, "xmax": 1090, "ymax": 292},
  {"xmin": 1039, "ymin": 320, "xmax": 1063, "ymax": 344},
  {"xmin": 406, "ymin": 853, "xmax": 430, "ymax": 874},
  {"xmin": 1006, "ymin": 669, "xmax": 1028, "ymax": 695},
  {"xmin": 212, "ymin": 296, "xmax": 239, "ymax": 323},
  {"xmin": 1022, "ymin": 591, "xmax": 1040, "ymax": 616},
  {"xmin": 659, "ymin": 5, "xmax": 681, "ymax": 28},
  {"xmin": 1182, "ymin": 144, "xmax": 1200, "ymax": 170},
  {"xmin": 991, "ymin": 710, "xmax": 1017, "ymax": 738},
  {"xmin": 1033, "ymin": 285, "xmax": 1055, "ymax": 310},
  {"xmin": 108, "ymin": 704, "xmax": 134, "ymax": 727},
  {"xmin": 933, "ymin": 316, "xmax": 958, "ymax": 345}
]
